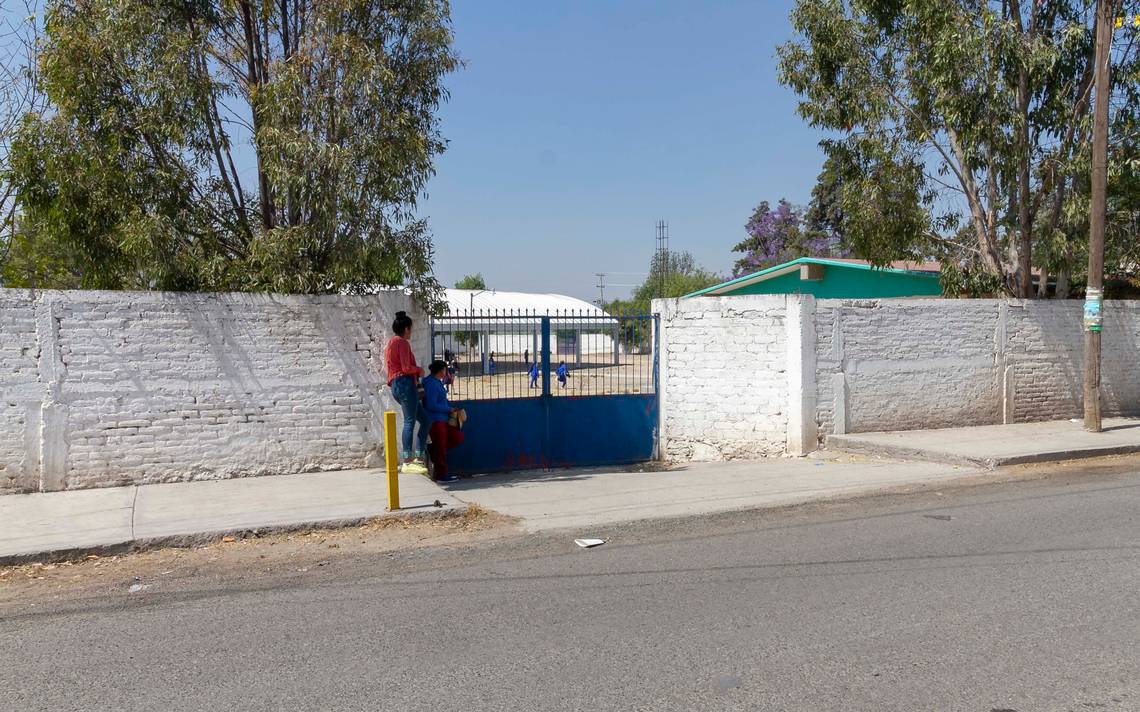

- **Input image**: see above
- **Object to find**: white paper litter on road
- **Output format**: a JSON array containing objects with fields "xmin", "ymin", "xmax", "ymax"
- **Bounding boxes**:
[{"xmin": 574, "ymin": 538, "xmax": 605, "ymax": 548}]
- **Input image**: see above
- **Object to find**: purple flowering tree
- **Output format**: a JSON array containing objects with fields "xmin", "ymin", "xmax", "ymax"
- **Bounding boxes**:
[{"xmin": 731, "ymin": 198, "xmax": 847, "ymax": 277}]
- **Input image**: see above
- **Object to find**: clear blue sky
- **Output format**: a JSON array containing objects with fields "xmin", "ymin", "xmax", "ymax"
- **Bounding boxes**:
[{"xmin": 424, "ymin": 0, "xmax": 828, "ymax": 301}]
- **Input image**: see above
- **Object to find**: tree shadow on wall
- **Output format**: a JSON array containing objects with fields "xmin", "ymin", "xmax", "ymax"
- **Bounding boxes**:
[
  {"xmin": 1015, "ymin": 301, "xmax": 1140, "ymax": 421},
  {"xmin": 318, "ymin": 297, "xmax": 402, "ymax": 454},
  {"xmin": 178, "ymin": 293, "xmax": 291, "ymax": 469},
  {"xmin": 1100, "ymin": 307, "xmax": 1140, "ymax": 417}
]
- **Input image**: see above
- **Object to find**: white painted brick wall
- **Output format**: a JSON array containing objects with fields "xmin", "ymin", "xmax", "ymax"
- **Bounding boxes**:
[
  {"xmin": 658, "ymin": 296, "xmax": 1140, "ymax": 460},
  {"xmin": 0, "ymin": 289, "xmax": 426, "ymax": 493},
  {"xmin": 1004, "ymin": 300, "xmax": 1140, "ymax": 423},
  {"xmin": 7, "ymin": 291, "xmax": 1137, "ymax": 483},
  {"xmin": 655, "ymin": 296, "xmax": 792, "ymax": 461},
  {"xmin": 816, "ymin": 299, "xmax": 1140, "ymax": 436},
  {"xmin": 0, "ymin": 291, "xmax": 39, "ymax": 493}
]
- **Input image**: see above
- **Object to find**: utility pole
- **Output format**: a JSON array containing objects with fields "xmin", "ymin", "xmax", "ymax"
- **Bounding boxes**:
[
  {"xmin": 595, "ymin": 273, "xmax": 607, "ymax": 306},
  {"xmin": 1083, "ymin": 0, "xmax": 1113, "ymax": 432}
]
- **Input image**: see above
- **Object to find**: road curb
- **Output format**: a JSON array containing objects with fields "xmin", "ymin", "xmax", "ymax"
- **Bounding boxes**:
[
  {"xmin": 826, "ymin": 434, "xmax": 1140, "ymax": 470},
  {"xmin": 0, "ymin": 507, "xmax": 464, "ymax": 567}
]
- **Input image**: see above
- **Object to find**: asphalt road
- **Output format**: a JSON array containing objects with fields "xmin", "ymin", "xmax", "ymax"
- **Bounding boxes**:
[{"xmin": 4, "ymin": 463, "xmax": 1140, "ymax": 711}]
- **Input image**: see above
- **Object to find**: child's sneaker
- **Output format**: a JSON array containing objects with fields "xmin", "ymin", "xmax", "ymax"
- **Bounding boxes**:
[{"xmin": 400, "ymin": 460, "xmax": 428, "ymax": 476}]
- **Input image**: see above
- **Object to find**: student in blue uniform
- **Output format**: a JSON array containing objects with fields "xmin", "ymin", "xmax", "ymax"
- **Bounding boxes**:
[
  {"xmin": 423, "ymin": 360, "xmax": 464, "ymax": 483},
  {"xmin": 556, "ymin": 361, "xmax": 569, "ymax": 389},
  {"xmin": 528, "ymin": 362, "xmax": 540, "ymax": 389}
]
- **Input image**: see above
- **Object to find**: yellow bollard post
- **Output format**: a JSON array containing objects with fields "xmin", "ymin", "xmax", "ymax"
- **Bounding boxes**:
[{"xmin": 384, "ymin": 411, "xmax": 400, "ymax": 511}]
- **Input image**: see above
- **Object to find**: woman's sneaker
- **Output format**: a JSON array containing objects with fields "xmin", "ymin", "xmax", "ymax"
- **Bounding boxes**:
[
  {"xmin": 400, "ymin": 460, "xmax": 428, "ymax": 476},
  {"xmin": 435, "ymin": 474, "xmax": 459, "ymax": 483}
]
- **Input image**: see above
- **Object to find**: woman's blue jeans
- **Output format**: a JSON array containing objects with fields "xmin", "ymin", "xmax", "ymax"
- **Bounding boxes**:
[{"xmin": 390, "ymin": 376, "xmax": 429, "ymax": 458}]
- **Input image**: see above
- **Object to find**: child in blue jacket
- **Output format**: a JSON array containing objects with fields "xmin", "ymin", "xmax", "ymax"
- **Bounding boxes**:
[
  {"xmin": 556, "ymin": 361, "xmax": 569, "ymax": 389},
  {"xmin": 423, "ymin": 361, "xmax": 465, "ymax": 482}
]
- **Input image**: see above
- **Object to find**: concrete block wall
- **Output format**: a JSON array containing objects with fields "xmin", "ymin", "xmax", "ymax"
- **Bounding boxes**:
[
  {"xmin": 818, "ymin": 299, "xmax": 1140, "ymax": 435},
  {"xmin": 655, "ymin": 296, "xmax": 809, "ymax": 461},
  {"xmin": 815, "ymin": 300, "xmax": 1004, "ymax": 434},
  {"xmin": 0, "ymin": 289, "xmax": 426, "ymax": 494}
]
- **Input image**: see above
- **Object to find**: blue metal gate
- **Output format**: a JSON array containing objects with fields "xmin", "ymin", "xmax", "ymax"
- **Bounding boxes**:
[{"xmin": 430, "ymin": 310, "xmax": 658, "ymax": 475}]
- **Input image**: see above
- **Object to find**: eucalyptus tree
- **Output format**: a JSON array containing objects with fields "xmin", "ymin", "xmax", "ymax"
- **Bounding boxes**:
[
  {"xmin": 0, "ymin": 2, "xmax": 45, "ymax": 271},
  {"xmin": 5, "ymin": 0, "xmax": 458, "ymax": 305},
  {"xmin": 779, "ymin": 0, "xmax": 1140, "ymax": 296}
]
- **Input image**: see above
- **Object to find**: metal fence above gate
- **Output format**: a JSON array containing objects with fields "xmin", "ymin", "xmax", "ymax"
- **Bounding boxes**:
[{"xmin": 430, "ymin": 310, "xmax": 656, "ymax": 400}]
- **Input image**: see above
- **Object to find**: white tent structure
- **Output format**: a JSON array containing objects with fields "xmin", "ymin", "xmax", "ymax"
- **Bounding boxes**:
[{"xmin": 433, "ymin": 289, "xmax": 620, "ymax": 371}]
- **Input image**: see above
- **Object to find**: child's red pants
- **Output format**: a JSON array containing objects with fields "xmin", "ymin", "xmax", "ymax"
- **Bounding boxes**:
[{"xmin": 429, "ymin": 422, "xmax": 465, "ymax": 478}]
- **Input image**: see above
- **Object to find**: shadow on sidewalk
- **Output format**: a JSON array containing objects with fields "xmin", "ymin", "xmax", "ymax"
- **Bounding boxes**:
[
  {"xmin": 1102, "ymin": 422, "xmax": 1140, "ymax": 433},
  {"xmin": 442, "ymin": 462, "xmax": 689, "ymax": 491}
]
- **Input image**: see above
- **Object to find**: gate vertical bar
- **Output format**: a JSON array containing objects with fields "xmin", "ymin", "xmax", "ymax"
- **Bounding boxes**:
[
  {"xmin": 541, "ymin": 316, "xmax": 552, "ymax": 396},
  {"xmin": 541, "ymin": 315, "xmax": 552, "ymax": 467}
]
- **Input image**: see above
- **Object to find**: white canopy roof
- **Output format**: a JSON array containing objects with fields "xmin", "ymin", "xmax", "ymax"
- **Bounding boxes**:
[
  {"xmin": 444, "ymin": 289, "xmax": 606, "ymax": 315},
  {"xmin": 435, "ymin": 289, "xmax": 615, "ymax": 329}
]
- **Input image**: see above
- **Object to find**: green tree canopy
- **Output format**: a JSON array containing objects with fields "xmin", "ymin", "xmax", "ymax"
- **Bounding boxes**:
[
  {"xmin": 778, "ymin": 0, "xmax": 1140, "ymax": 297},
  {"xmin": 454, "ymin": 273, "xmax": 487, "ymax": 290},
  {"xmin": 1, "ymin": 3, "xmax": 44, "ymax": 263},
  {"xmin": 3, "ymin": 0, "xmax": 459, "ymax": 306}
]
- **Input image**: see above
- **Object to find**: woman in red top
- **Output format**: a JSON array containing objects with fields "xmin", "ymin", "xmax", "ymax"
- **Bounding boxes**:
[{"xmin": 384, "ymin": 311, "xmax": 430, "ymax": 474}]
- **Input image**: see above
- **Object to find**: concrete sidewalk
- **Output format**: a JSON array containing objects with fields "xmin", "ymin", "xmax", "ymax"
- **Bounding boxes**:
[
  {"xmin": 17, "ymin": 417, "xmax": 1121, "ymax": 560},
  {"xmin": 0, "ymin": 470, "xmax": 462, "ymax": 563},
  {"xmin": 828, "ymin": 417, "xmax": 1140, "ymax": 468},
  {"xmin": 443, "ymin": 455, "xmax": 974, "ymax": 532}
]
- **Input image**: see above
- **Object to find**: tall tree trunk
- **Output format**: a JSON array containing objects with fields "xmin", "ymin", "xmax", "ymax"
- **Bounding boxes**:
[
  {"xmin": 240, "ymin": 0, "xmax": 275, "ymax": 231},
  {"xmin": 1010, "ymin": 0, "xmax": 1035, "ymax": 298},
  {"xmin": 1016, "ymin": 79, "xmax": 1033, "ymax": 297},
  {"xmin": 947, "ymin": 129, "xmax": 1005, "ymax": 280},
  {"xmin": 1056, "ymin": 267, "xmax": 1072, "ymax": 298}
]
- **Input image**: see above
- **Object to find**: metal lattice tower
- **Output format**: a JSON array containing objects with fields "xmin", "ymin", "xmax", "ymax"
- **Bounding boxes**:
[{"xmin": 655, "ymin": 220, "xmax": 670, "ymax": 296}]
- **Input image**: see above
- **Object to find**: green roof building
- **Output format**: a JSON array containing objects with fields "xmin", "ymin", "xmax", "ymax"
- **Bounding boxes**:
[{"xmin": 685, "ymin": 257, "xmax": 943, "ymax": 299}]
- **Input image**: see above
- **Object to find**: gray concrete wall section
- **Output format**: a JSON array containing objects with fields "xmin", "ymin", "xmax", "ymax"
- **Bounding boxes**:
[
  {"xmin": 815, "ymin": 299, "xmax": 1004, "ymax": 434},
  {"xmin": 0, "ymin": 289, "xmax": 425, "ymax": 494},
  {"xmin": 817, "ymin": 299, "xmax": 1140, "ymax": 436}
]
